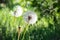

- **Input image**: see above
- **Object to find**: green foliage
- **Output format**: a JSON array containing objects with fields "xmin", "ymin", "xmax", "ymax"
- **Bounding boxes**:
[{"xmin": 0, "ymin": 0, "xmax": 60, "ymax": 40}]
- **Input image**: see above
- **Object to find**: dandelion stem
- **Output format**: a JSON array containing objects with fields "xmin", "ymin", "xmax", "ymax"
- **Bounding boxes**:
[
  {"xmin": 18, "ymin": 27, "xmax": 21, "ymax": 40},
  {"xmin": 22, "ymin": 24, "xmax": 29, "ymax": 40}
]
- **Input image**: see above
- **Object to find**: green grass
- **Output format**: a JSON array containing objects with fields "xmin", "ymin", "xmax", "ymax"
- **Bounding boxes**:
[{"xmin": 0, "ymin": 0, "xmax": 60, "ymax": 40}]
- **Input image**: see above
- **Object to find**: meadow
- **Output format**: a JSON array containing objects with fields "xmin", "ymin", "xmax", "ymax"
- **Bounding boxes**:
[{"xmin": 0, "ymin": 0, "xmax": 60, "ymax": 40}]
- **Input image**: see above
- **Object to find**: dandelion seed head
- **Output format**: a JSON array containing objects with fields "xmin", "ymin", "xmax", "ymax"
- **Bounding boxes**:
[
  {"xmin": 23, "ymin": 11, "xmax": 37, "ymax": 24},
  {"xmin": 11, "ymin": 5, "xmax": 23, "ymax": 17}
]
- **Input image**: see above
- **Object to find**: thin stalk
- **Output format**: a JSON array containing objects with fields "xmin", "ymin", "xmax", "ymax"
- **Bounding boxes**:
[
  {"xmin": 18, "ymin": 27, "xmax": 21, "ymax": 40},
  {"xmin": 22, "ymin": 24, "xmax": 29, "ymax": 40}
]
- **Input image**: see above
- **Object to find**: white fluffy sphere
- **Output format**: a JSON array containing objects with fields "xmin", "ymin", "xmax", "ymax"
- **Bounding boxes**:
[
  {"xmin": 11, "ymin": 5, "xmax": 23, "ymax": 17},
  {"xmin": 23, "ymin": 11, "xmax": 37, "ymax": 24}
]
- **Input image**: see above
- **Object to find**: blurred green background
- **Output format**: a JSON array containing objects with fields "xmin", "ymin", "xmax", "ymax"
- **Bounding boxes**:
[{"xmin": 0, "ymin": 0, "xmax": 60, "ymax": 40}]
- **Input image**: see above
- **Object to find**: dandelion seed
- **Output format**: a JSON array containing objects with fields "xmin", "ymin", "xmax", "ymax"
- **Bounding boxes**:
[
  {"xmin": 23, "ymin": 11, "xmax": 38, "ymax": 24},
  {"xmin": 11, "ymin": 5, "xmax": 23, "ymax": 17}
]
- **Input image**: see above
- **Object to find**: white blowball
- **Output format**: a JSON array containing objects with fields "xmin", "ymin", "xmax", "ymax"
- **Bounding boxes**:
[
  {"xmin": 11, "ymin": 5, "xmax": 23, "ymax": 17},
  {"xmin": 23, "ymin": 11, "xmax": 38, "ymax": 24}
]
